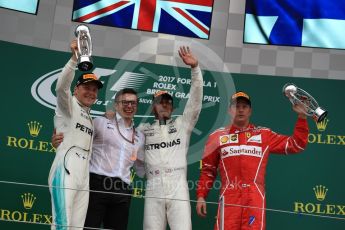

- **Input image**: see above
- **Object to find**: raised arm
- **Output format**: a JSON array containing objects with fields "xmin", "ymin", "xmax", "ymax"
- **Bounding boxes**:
[
  {"xmin": 179, "ymin": 46, "xmax": 203, "ymax": 133},
  {"xmin": 269, "ymin": 103, "xmax": 309, "ymax": 154},
  {"xmin": 55, "ymin": 39, "xmax": 78, "ymax": 117}
]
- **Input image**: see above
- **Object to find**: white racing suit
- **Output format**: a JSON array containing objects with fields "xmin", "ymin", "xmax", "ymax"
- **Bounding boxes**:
[
  {"xmin": 48, "ymin": 59, "xmax": 93, "ymax": 230},
  {"xmin": 140, "ymin": 66, "xmax": 203, "ymax": 230}
]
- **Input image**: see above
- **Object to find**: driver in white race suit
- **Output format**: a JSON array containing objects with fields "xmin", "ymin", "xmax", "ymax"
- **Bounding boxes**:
[
  {"xmin": 48, "ymin": 39, "xmax": 103, "ymax": 230},
  {"xmin": 140, "ymin": 46, "xmax": 203, "ymax": 230}
]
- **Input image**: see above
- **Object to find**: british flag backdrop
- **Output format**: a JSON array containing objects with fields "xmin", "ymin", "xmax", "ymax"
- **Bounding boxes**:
[{"xmin": 72, "ymin": 0, "xmax": 214, "ymax": 39}]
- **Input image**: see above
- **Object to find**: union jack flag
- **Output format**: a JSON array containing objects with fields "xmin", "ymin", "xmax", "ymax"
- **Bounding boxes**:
[{"xmin": 72, "ymin": 0, "xmax": 214, "ymax": 39}]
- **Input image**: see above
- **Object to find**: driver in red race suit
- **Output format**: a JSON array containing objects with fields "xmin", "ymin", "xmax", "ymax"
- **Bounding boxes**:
[{"xmin": 196, "ymin": 91, "xmax": 309, "ymax": 230}]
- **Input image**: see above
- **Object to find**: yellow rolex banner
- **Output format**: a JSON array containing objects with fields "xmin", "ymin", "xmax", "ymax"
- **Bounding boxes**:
[{"xmin": 0, "ymin": 40, "xmax": 344, "ymax": 229}]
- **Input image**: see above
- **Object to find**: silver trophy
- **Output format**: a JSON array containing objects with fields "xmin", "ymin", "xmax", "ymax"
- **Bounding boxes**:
[
  {"xmin": 283, "ymin": 83, "xmax": 328, "ymax": 123},
  {"xmin": 74, "ymin": 24, "xmax": 93, "ymax": 71}
]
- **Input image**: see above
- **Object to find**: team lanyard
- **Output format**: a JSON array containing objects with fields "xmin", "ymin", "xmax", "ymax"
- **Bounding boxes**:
[{"xmin": 114, "ymin": 113, "xmax": 136, "ymax": 144}]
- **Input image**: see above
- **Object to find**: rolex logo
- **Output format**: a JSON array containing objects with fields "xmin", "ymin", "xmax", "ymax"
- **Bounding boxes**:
[
  {"xmin": 316, "ymin": 118, "xmax": 329, "ymax": 132},
  {"xmin": 21, "ymin": 193, "xmax": 36, "ymax": 209},
  {"xmin": 27, "ymin": 121, "xmax": 42, "ymax": 137},
  {"xmin": 313, "ymin": 185, "xmax": 328, "ymax": 201}
]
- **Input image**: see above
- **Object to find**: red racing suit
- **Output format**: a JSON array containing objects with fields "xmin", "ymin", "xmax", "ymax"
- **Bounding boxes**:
[{"xmin": 197, "ymin": 118, "xmax": 309, "ymax": 230}]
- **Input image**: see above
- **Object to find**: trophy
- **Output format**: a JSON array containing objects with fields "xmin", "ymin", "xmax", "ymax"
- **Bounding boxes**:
[
  {"xmin": 283, "ymin": 83, "xmax": 328, "ymax": 123},
  {"xmin": 74, "ymin": 24, "xmax": 93, "ymax": 71}
]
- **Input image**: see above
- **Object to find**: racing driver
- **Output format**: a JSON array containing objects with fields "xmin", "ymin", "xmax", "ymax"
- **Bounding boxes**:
[
  {"xmin": 196, "ymin": 91, "xmax": 309, "ymax": 230},
  {"xmin": 48, "ymin": 39, "xmax": 103, "ymax": 230},
  {"xmin": 140, "ymin": 46, "xmax": 203, "ymax": 230}
]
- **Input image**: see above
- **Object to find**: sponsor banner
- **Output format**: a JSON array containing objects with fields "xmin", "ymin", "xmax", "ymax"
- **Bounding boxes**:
[
  {"xmin": 293, "ymin": 185, "xmax": 345, "ymax": 218},
  {"xmin": 0, "ymin": 40, "xmax": 345, "ymax": 229},
  {"xmin": 220, "ymin": 145, "xmax": 263, "ymax": 158}
]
